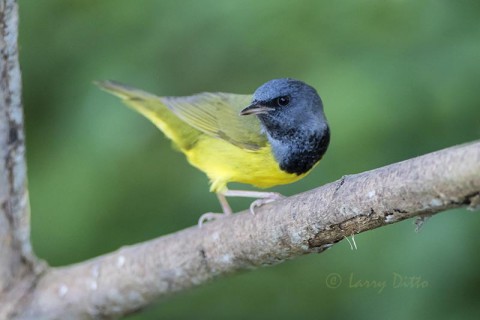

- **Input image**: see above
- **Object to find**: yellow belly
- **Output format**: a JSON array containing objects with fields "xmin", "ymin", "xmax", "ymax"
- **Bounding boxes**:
[{"xmin": 184, "ymin": 136, "xmax": 306, "ymax": 193}]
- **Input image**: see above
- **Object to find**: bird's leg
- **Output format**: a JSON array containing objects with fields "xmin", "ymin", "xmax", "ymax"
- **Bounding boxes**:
[
  {"xmin": 197, "ymin": 190, "xmax": 285, "ymax": 227},
  {"xmin": 198, "ymin": 193, "xmax": 233, "ymax": 227},
  {"xmin": 217, "ymin": 192, "xmax": 233, "ymax": 215},
  {"xmin": 223, "ymin": 190, "xmax": 285, "ymax": 215}
]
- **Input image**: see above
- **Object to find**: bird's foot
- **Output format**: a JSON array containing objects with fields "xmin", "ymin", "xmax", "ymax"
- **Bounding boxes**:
[
  {"xmin": 199, "ymin": 190, "xmax": 285, "ymax": 226},
  {"xmin": 249, "ymin": 192, "xmax": 285, "ymax": 215},
  {"xmin": 198, "ymin": 193, "xmax": 234, "ymax": 228},
  {"xmin": 198, "ymin": 212, "xmax": 228, "ymax": 228}
]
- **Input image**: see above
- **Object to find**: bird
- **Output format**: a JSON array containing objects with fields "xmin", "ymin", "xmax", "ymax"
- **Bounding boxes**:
[{"xmin": 96, "ymin": 78, "xmax": 330, "ymax": 226}]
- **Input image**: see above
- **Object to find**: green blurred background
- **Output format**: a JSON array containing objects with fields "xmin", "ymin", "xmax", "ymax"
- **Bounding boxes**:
[{"xmin": 19, "ymin": 0, "xmax": 480, "ymax": 319}]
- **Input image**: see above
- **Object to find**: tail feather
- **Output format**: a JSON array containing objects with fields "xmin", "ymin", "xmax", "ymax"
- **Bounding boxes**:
[{"xmin": 96, "ymin": 80, "xmax": 201, "ymax": 150}]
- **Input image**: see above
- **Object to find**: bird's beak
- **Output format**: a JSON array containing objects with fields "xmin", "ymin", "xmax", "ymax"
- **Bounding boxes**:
[{"xmin": 240, "ymin": 103, "xmax": 274, "ymax": 116}]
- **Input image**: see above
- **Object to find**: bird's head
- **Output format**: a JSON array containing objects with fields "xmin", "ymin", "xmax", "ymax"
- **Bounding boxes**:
[{"xmin": 240, "ymin": 78, "xmax": 327, "ymax": 138}]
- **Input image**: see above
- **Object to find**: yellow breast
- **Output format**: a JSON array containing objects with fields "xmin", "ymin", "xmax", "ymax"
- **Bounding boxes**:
[{"xmin": 184, "ymin": 135, "xmax": 306, "ymax": 193}]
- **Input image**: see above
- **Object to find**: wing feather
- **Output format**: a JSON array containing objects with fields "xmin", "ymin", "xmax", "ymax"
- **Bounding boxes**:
[{"xmin": 162, "ymin": 92, "xmax": 267, "ymax": 150}]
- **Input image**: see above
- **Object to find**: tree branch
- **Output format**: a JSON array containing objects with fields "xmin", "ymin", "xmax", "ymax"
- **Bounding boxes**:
[
  {"xmin": 0, "ymin": 0, "xmax": 44, "ymax": 314},
  {"xmin": 14, "ymin": 141, "xmax": 480, "ymax": 319}
]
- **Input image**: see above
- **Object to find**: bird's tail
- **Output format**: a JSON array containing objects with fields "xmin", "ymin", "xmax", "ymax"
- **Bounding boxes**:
[{"xmin": 96, "ymin": 80, "xmax": 200, "ymax": 151}]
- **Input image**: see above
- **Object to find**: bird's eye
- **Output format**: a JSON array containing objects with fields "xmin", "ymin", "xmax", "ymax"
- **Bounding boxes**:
[{"xmin": 275, "ymin": 96, "xmax": 290, "ymax": 107}]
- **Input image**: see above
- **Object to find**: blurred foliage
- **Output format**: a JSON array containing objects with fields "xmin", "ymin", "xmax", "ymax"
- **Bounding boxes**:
[{"xmin": 19, "ymin": 0, "xmax": 480, "ymax": 319}]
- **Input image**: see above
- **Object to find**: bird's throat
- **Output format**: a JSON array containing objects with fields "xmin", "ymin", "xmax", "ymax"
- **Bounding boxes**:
[{"xmin": 267, "ymin": 126, "xmax": 330, "ymax": 175}]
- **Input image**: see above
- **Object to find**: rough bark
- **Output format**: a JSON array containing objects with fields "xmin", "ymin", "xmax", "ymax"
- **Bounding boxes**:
[
  {"xmin": 0, "ymin": 0, "xmax": 45, "ymax": 318},
  {"xmin": 1, "ymin": 0, "xmax": 479, "ymax": 319}
]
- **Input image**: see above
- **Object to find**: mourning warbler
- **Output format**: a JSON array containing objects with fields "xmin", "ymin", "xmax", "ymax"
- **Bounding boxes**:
[{"xmin": 97, "ymin": 78, "xmax": 330, "ymax": 225}]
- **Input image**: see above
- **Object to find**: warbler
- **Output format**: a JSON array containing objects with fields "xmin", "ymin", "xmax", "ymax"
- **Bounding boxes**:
[{"xmin": 97, "ymin": 78, "xmax": 330, "ymax": 225}]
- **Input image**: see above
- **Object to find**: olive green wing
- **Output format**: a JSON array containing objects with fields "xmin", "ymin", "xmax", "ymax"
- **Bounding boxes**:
[
  {"xmin": 97, "ymin": 81, "xmax": 267, "ymax": 151},
  {"xmin": 161, "ymin": 92, "xmax": 267, "ymax": 150}
]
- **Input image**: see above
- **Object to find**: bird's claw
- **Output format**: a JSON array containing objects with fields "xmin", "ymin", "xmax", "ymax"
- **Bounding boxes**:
[
  {"xmin": 249, "ymin": 193, "xmax": 285, "ymax": 215},
  {"xmin": 199, "ymin": 192, "xmax": 285, "ymax": 226},
  {"xmin": 198, "ymin": 212, "xmax": 228, "ymax": 228}
]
